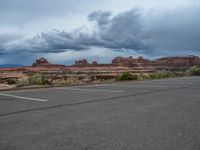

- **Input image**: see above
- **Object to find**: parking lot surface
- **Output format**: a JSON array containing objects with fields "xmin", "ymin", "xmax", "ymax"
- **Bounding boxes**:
[{"xmin": 0, "ymin": 77, "xmax": 200, "ymax": 150}]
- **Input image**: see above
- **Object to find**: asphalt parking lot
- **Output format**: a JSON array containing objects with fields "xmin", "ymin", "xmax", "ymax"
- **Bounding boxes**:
[{"xmin": 0, "ymin": 76, "xmax": 200, "ymax": 150}]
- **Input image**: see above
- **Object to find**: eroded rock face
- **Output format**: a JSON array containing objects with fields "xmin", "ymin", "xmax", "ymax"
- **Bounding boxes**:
[
  {"xmin": 112, "ymin": 56, "xmax": 135, "ymax": 66},
  {"xmin": 111, "ymin": 55, "xmax": 200, "ymax": 68},
  {"xmin": 112, "ymin": 56, "xmax": 150, "ymax": 67},
  {"xmin": 33, "ymin": 55, "xmax": 200, "ymax": 69},
  {"xmin": 154, "ymin": 55, "xmax": 200, "ymax": 67},
  {"xmin": 32, "ymin": 57, "xmax": 49, "ymax": 66},
  {"xmin": 75, "ymin": 59, "xmax": 89, "ymax": 66},
  {"xmin": 91, "ymin": 61, "xmax": 98, "ymax": 66}
]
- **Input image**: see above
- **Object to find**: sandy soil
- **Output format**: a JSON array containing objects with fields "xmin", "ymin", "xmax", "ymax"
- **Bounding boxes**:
[{"xmin": 0, "ymin": 84, "xmax": 16, "ymax": 90}]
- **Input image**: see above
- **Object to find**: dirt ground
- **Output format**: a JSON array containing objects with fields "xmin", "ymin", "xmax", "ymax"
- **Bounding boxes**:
[{"xmin": 0, "ymin": 84, "xmax": 16, "ymax": 90}]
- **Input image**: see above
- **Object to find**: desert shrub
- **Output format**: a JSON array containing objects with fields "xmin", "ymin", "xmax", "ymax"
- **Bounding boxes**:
[
  {"xmin": 116, "ymin": 72, "xmax": 138, "ymax": 81},
  {"xmin": 41, "ymin": 79, "xmax": 51, "ymax": 85},
  {"xmin": 173, "ymin": 71, "xmax": 186, "ymax": 77},
  {"xmin": 186, "ymin": 66, "xmax": 200, "ymax": 76},
  {"xmin": 137, "ymin": 75, "xmax": 144, "ymax": 81},
  {"xmin": 29, "ymin": 73, "xmax": 47, "ymax": 85},
  {"xmin": 7, "ymin": 79, "xmax": 16, "ymax": 85},
  {"xmin": 53, "ymin": 79, "xmax": 71, "ymax": 85},
  {"xmin": 149, "ymin": 70, "xmax": 175, "ymax": 79},
  {"xmin": 16, "ymin": 78, "xmax": 30, "ymax": 87},
  {"xmin": 53, "ymin": 77, "xmax": 81, "ymax": 85},
  {"xmin": 137, "ymin": 74, "xmax": 151, "ymax": 80}
]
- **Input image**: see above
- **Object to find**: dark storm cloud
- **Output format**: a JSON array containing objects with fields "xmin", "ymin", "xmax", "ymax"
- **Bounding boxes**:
[
  {"xmin": 88, "ymin": 11, "xmax": 112, "ymax": 26},
  {"xmin": 1, "ymin": 9, "xmax": 148, "ymax": 53},
  {"xmin": 96, "ymin": 9, "xmax": 150, "ymax": 50},
  {"xmin": 27, "ymin": 31, "xmax": 88, "ymax": 52},
  {"xmin": 0, "ymin": 29, "xmax": 103, "ymax": 53},
  {"xmin": 145, "ymin": 5, "xmax": 200, "ymax": 52},
  {"xmin": 88, "ymin": 9, "xmax": 150, "ymax": 50},
  {"xmin": 90, "ymin": 5, "xmax": 200, "ymax": 52},
  {"xmin": 1, "ymin": 4, "xmax": 200, "ymax": 55}
]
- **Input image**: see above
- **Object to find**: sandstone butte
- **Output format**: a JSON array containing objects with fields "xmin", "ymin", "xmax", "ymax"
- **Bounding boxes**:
[
  {"xmin": 72, "ymin": 55, "xmax": 200, "ymax": 69},
  {"xmin": 1, "ymin": 55, "xmax": 200, "ymax": 79}
]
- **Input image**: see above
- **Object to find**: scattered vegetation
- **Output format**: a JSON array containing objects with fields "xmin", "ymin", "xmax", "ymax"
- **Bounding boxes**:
[
  {"xmin": 29, "ymin": 73, "xmax": 47, "ymax": 85},
  {"xmin": 6, "ymin": 79, "xmax": 16, "ymax": 85},
  {"xmin": 116, "ymin": 72, "xmax": 138, "ymax": 81},
  {"xmin": 53, "ymin": 77, "xmax": 80, "ymax": 86},
  {"xmin": 116, "ymin": 70, "xmax": 178, "ymax": 81},
  {"xmin": 186, "ymin": 66, "xmax": 200, "ymax": 76},
  {"xmin": 16, "ymin": 74, "xmax": 49, "ymax": 87},
  {"xmin": 149, "ymin": 70, "xmax": 176, "ymax": 79},
  {"xmin": 16, "ymin": 78, "xmax": 30, "ymax": 87},
  {"xmin": 8, "ymin": 66, "xmax": 200, "ymax": 88}
]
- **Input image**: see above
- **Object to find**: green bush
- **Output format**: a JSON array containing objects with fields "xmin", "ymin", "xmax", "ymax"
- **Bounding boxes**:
[
  {"xmin": 138, "ymin": 74, "xmax": 151, "ymax": 80},
  {"xmin": 149, "ymin": 70, "xmax": 175, "ymax": 79},
  {"xmin": 186, "ymin": 66, "xmax": 200, "ymax": 76},
  {"xmin": 137, "ymin": 75, "xmax": 144, "ymax": 81},
  {"xmin": 53, "ymin": 79, "xmax": 72, "ymax": 85},
  {"xmin": 29, "ymin": 74, "xmax": 47, "ymax": 85},
  {"xmin": 16, "ymin": 78, "xmax": 30, "ymax": 87},
  {"xmin": 116, "ymin": 72, "xmax": 138, "ymax": 81},
  {"xmin": 7, "ymin": 79, "xmax": 16, "ymax": 85}
]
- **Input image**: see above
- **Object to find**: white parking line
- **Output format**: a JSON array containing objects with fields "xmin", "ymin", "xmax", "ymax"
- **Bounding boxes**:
[
  {"xmin": 56, "ymin": 88, "xmax": 124, "ymax": 93},
  {"xmin": 95, "ymin": 84, "xmax": 166, "ymax": 88},
  {"xmin": 90, "ymin": 83, "xmax": 166, "ymax": 88},
  {"xmin": 129, "ymin": 85, "xmax": 166, "ymax": 88},
  {"xmin": 0, "ymin": 93, "xmax": 48, "ymax": 102}
]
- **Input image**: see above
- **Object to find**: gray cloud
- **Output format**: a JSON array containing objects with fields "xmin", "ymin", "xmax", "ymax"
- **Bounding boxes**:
[
  {"xmin": 0, "ymin": 29, "xmax": 102, "ymax": 54},
  {"xmin": 1, "ymin": 9, "xmax": 149, "ymax": 53},
  {"xmin": 98, "ymin": 9, "xmax": 150, "ymax": 50},
  {"xmin": 0, "ymin": 3, "xmax": 200, "ymax": 64},
  {"xmin": 144, "ymin": 4, "xmax": 200, "ymax": 53},
  {"xmin": 88, "ymin": 11, "xmax": 112, "ymax": 26},
  {"xmin": 0, "ymin": 0, "xmax": 84, "ymax": 25},
  {"xmin": 0, "ymin": 33, "xmax": 23, "ymax": 44}
]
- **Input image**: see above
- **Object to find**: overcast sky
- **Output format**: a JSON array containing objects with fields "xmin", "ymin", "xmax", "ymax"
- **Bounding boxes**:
[{"xmin": 0, "ymin": 0, "xmax": 200, "ymax": 65}]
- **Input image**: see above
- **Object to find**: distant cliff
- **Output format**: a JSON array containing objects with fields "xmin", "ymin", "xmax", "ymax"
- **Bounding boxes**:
[
  {"xmin": 0, "ymin": 64, "xmax": 25, "ymax": 68},
  {"xmin": 29, "ymin": 55, "xmax": 200, "ymax": 69},
  {"xmin": 153, "ymin": 55, "xmax": 200, "ymax": 67},
  {"xmin": 32, "ymin": 57, "xmax": 65, "ymax": 68},
  {"xmin": 111, "ymin": 55, "xmax": 200, "ymax": 68}
]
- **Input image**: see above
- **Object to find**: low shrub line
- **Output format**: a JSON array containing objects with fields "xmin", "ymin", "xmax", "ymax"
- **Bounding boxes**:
[
  {"xmin": 116, "ymin": 66, "xmax": 200, "ymax": 81},
  {"xmin": 10, "ymin": 66, "xmax": 200, "ymax": 87}
]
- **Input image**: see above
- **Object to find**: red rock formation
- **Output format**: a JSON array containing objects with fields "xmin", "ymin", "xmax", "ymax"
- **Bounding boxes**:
[
  {"xmin": 112, "ymin": 56, "xmax": 150, "ymax": 67},
  {"xmin": 75, "ymin": 59, "xmax": 90, "ymax": 66},
  {"xmin": 32, "ymin": 57, "xmax": 65, "ymax": 68},
  {"xmin": 32, "ymin": 57, "xmax": 49, "ymax": 66},
  {"xmin": 112, "ymin": 56, "xmax": 135, "ymax": 67},
  {"xmin": 137, "ymin": 56, "xmax": 150, "ymax": 64},
  {"xmin": 111, "ymin": 55, "xmax": 200, "ymax": 68},
  {"xmin": 91, "ymin": 61, "xmax": 98, "ymax": 66},
  {"xmin": 1, "ymin": 55, "xmax": 200, "ymax": 84},
  {"xmin": 29, "ymin": 56, "xmax": 200, "ymax": 69},
  {"xmin": 154, "ymin": 55, "xmax": 200, "ymax": 67}
]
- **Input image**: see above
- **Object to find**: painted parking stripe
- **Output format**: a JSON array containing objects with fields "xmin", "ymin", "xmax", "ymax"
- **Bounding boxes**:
[
  {"xmin": 127, "ymin": 85, "xmax": 166, "ymax": 87},
  {"xmin": 0, "ymin": 93, "xmax": 48, "ymax": 102},
  {"xmin": 56, "ymin": 88, "xmax": 124, "ymax": 93}
]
